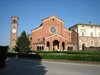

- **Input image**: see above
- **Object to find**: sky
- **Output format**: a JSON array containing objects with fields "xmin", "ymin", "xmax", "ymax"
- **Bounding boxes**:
[{"xmin": 0, "ymin": 0, "xmax": 100, "ymax": 46}]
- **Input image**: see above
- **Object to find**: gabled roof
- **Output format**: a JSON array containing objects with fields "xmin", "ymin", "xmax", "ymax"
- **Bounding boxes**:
[
  {"xmin": 31, "ymin": 15, "xmax": 65, "ymax": 32},
  {"xmin": 31, "ymin": 26, "xmax": 43, "ymax": 32},
  {"xmin": 41, "ymin": 15, "xmax": 64, "ymax": 23}
]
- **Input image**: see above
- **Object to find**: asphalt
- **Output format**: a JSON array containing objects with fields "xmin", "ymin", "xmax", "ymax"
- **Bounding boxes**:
[
  {"xmin": 0, "ymin": 58, "xmax": 47, "ymax": 75},
  {"xmin": 0, "ymin": 58, "xmax": 100, "ymax": 75}
]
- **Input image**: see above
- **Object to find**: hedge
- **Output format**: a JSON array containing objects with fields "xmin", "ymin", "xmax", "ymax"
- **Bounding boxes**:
[
  {"xmin": 7, "ymin": 51, "xmax": 100, "ymax": 62},
  {"xmin": 66, "ymin": 51, "xmax": 100, "ymax": 55},
  {"xmin": 7, "ymin": 53, "xmax": 42, "ymax": 60},
  {"xmin": 40, "ymin": 54, "xmax": 100, "ymax": 62},
  {"xmin": 33, "ymin": 51, "xmax": 66, "ymax": 54},
  {"xmin": 7, "ymin": 53, "xmax": 17, "ymax": 58},
  {"xmin": 33, "ymin": 50, "xmax": 100, "ymax": 55}
]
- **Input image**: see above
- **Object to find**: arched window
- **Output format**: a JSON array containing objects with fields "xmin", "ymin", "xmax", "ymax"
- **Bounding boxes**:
[
  {"xmin": 12, "ymin": 19, "xmax": 17, "ymax": 23},
  {"xmin": 82, "ymin": 32, "xmax": 84, "ymax": 36},
  {"xmin": 47, "ymin": 41, "xmax": 50, "ymax": 50},
  {"xmin": 42, "ymin": 46, "xmax": 44, "ymax": 50},
  {"xmin": 91, "ymin": 33, "xmax": 93, "ymax": 37},
  {"xmin": 37, "ymin": 46, "xmax": 39, "ymax": 50}
]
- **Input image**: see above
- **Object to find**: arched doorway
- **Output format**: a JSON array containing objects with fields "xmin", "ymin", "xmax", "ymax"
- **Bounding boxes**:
[
  {"xmin": 53, "ymin": 40, "xmax": 59, "ymax": 51},
  {"xmin": 62, "ymin": 42, "xmax": 65, "ymax": 50},
  {"xmin": 37, "ymin": 46, "xmax": 39, "ymax": 50},
  {"xmin": 47, "ymin": 41, "xmax": 50, "ymax": 50},
  {"xmin": 82, "ymin": 43, "xmax": 85, "ymax": 51}
]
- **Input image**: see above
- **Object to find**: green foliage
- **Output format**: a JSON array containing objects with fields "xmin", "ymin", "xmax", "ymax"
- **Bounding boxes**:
[
  {"xmin": 33, "ymin": 51, "xmax": 66, "ymax": 54},
  {"xmin": 40, "ymin": 54, "xmax": 100, "ymax": 62},
  {"xmin": 33, "ymin": 50, "xmax": 100, "ymax": 55},
  {"xmin": 33, "ymin": 50, "xmax": 100, "ymax": 62},
  {"xmin": 7, "ymin": 52, "xmax": 42, "ymax": 60},
  {"xmin": 18, "ymin": 53, "xmax": 42, "ymax": 60},
  {"xmin": 66, "ymin": 50, "xmax": 100, "ymax": 55},
  {"xmin": 14, "ymin": 31, "xmax": 30, "ymax": 53},
  {"xmin": 6, "ymin": 45, "xmax": 9, "ymax": 50},
  {"xmin": 7, "ymin": 52, "xmax": 17, "ymax": 58},
  {"xmin": 7, "ymin": 50, "xmax": 100, "ymax": 62}
]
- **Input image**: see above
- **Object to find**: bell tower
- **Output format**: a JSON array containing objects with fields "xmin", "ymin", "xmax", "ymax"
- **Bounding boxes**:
[{"xmin": 10, "ymin": 16, "xmax": 18, "ymax": 50}]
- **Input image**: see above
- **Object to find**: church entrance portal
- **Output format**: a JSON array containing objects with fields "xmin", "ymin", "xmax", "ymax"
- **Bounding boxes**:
[{"xmin": 53, "ymin": 40, "xmax": 59, "ymax": 51}]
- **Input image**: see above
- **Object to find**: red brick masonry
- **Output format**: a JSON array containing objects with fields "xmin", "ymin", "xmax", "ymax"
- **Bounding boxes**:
[{"xmin": 30, "ymin": 16, "xmax": 78, "ymax": 51}]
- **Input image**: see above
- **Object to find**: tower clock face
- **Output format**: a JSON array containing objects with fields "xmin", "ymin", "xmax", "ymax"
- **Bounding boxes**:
[
  {"xmin": 12, "ymin": 29, "xmax": 16, "ymax": 33},
  {"xmin": 50, "ymin": 26, "xmax": 57, "ymax": 34}
]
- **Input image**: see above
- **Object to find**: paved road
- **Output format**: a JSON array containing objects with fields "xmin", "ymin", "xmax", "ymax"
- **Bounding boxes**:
[
  {"xmin": 0, "ymin": 58, "xmax": 100, "ymax": 75},
  {"xmin": 42, "ymin": 61, "xmax": 100, "ymax": 75}
]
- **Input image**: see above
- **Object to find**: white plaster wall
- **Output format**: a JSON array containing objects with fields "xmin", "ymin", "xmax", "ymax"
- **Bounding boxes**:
[
  {"xmin": 70, "ymin": 24, "xmax": 100, "ymax": 50},
  {"xmin": 96, "ymin": 27, "xmax": 100, "ymax": 37},
  {"xmin": 86, "ymin": 27, "xmax": 95, "ymax": 37},
  {"xmin": 78, "ymin": 25, "xmax": 100, "ymax": 37}
]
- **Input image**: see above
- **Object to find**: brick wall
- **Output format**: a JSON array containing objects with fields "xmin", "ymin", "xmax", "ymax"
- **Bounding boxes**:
[{"xmin": 31, "ymin": 16, "xmax": 78, "ymax": 50}]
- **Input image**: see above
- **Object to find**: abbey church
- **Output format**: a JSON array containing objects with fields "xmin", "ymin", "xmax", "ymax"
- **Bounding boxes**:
[
  {"xmin": 30, "ymin": 16, "xmax": 78, "ymax": 51},
  {"xmin": 10, "ymin": 15, "xmax": 100, "ymax": 51}
]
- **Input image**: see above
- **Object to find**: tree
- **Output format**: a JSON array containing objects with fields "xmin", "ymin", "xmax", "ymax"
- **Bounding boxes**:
[{"xmin": 14, "ymin": 31, "xmax": 30, "ymax": 53}]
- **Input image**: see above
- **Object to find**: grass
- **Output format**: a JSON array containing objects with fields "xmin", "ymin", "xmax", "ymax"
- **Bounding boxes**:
[
  {"xmin": 7, "ymin": 50, "xmax": 100, "ymax": 62},
  {"xmin": 33, "ymin": 50, "xmax": 100, "ymax": 62},
  {"xmin": 40, "ymin": 54, "xmax": 100, "ymax": 61},
  {"xmin": 33, "ymin": 50, "xmax": 100, "ymax": 55}
]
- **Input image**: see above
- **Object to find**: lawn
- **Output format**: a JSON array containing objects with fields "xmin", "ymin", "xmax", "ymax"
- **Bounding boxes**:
[{"xmin": 7, "ymin": 50, "xmax": 100, "ymax": 62}]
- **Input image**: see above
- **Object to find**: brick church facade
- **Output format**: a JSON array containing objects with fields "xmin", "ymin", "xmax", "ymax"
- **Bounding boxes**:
[{"xmin": 30, "ymin": 16, "xmax": 78, "ymax": 51}]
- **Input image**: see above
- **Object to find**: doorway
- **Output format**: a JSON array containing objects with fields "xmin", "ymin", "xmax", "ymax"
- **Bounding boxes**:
[
  {"xmin": 53, "ymin": 40, "xmax": 59, "ymax": 50},
  {"xmin": 62, "ymin": 42, "xmax": 65, "ymax": 50}
]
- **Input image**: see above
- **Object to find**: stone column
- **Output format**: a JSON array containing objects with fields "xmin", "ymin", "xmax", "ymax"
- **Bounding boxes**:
[
  {"xmin": 50, "ymin": 41, "xmax": 53, "ymax": 51},
  {"xmin": 44, "ymin": 41, "xmax": 47, "ymax": 51},
  {"xmin": 65, "ymin": 40, "xmax": 68, "ymax": 51}
]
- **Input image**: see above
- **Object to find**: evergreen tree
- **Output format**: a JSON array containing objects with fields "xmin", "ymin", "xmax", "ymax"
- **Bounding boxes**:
[{"xmin": 15, "ymin": 31, "xmax": 30, "ymax": 53}]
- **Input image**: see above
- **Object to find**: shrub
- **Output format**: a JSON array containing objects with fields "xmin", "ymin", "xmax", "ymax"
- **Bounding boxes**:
[
  {"xmin": 18, "ymin": 53, "xmax": 42, "ymax": 60},
  {"xmin": 7, "ymin": 52, "xmax": 17, "ymax": 58},
  {"xmin": 33, "ymin": 50, "xmax": 100, "ymax": 55},
  {"xmin": 40, "ymin": 54, "xmax": 100, "ymax": 62},
  {"xmin": 33, "ymin": 51, "xmax": 66, "ymax": 54},
  {"xmin": 66, "ymin": 50, "xmax": 100, "ymax": 55},
  {"xmin": 7, "ymin": 52, "xmax": 42, "ymax": 61},
  {"xmin": 7, "ymin": 51, "xmax": 100, "ymax": 62}
]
